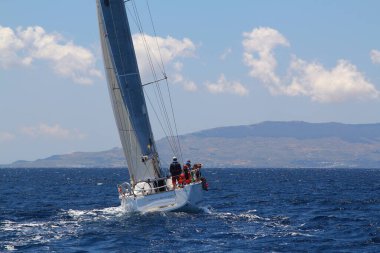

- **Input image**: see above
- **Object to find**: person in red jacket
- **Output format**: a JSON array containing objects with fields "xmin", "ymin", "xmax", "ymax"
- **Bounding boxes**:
[{"xmin": 183, "ymin": 164, "xmax": 191, "ymax": 184}]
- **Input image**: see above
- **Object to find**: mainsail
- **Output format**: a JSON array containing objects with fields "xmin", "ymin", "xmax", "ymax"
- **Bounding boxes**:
[{"xmin": 97, "ymin": 0, "xmax": 162, "ymax": 184}]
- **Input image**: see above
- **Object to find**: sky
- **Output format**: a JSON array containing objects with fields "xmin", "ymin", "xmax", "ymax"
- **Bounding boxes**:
[{"xmin": 1, "ymin": 0, "xmax": 380, "ymax": 164}]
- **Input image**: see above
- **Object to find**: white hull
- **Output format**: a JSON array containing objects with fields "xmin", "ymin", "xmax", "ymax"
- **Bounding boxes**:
[{"xmin": 120, "ymin": 182, "xmax": 203, "ymax": 213}]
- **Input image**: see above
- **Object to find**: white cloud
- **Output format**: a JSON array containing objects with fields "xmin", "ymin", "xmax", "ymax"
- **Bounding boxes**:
[
  {"xmin": 220, "ymin": 48, "xmax": 232, "ymax": 60},
  {"xmin": 171, "ymin": 72, "xmax": 198, "ymax": 92},
  {"xmin": 133, "ymin": 33, "xmax": 198, "ymax": 91},
  {"xmin": 0, "ymin": 26, "xmax": 28, "ymax": 68},
  {"xmin": 0, "ymin": 132, "xmax": 15, "ymax": 142},
  {"xmin": 0, "ymin": 25, "xmax": 101, "ymax": 85},
  {"xmin": 20, "ymin": 123, "xmax": 85, "ymax": 140},
  {"xmin": 242, "ymin": 27, "xmax": 289, "ymax": 84},
  {"xmin": 182, "ymin": 80, "xmax": 197, "ymax": 92},
  {"xmin": 134, "ymin": 34, "xmax": 195, "ymax": 64},
  {"xmin": 371, "ymin": 49, "xmax": 380, "ymax": 64},
  {"xmin": 243, "ymin": 27, "xmax": 380, "ymax": 103},
  {"xmin": 173, "ymin": 61, "xmax": 183, "ymax": 72},
  {"xmin": 206, "ymin": 74, "xmax": 248, "ymax": 96},
  {"xmin": 284, "ymin": 57, "xmax": 379, "ymax": 103}
]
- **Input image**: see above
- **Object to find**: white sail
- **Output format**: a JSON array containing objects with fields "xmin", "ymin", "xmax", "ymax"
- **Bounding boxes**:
[{"xmin": 96, "ymin": 0, "xmax": 162, "ymax": 184}]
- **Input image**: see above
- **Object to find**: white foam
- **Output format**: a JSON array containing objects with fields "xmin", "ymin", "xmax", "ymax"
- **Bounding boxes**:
[
  {"xmin": 1, "ymin": 222, "xmax": 57, "ymax": 248},
  {"xmin": 288, "ymin": 231, "xmax": 314, "ymax": 237},
  {"xmin": 0, "ymin": 206, "xmax": 129, "ymax": 250},
  {"xmin": 5, "ymin": 244, "xmax": 15, "ymax": 251},
  {"xmin": 66, "ymin": 205, "xmax": 126, "ymax": 221},
  {"xmin": 213, "ymin": 211, "xmax": 267, "ymax": 222},
  {"xmin": 200, "ymin": 206, "xmax": 212, "ymax": 214}
]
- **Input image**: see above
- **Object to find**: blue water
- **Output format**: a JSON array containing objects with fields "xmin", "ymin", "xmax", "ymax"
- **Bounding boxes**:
[{"xmin": 1, "ymin": 168, "xmax": 380, "ymax": 252}]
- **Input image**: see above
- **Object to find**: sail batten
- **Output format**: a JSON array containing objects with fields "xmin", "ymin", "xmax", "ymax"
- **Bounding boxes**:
[
  {"xmin": 97, "ymin": 0, "xmax": 162, "ymax": 183},
  {"xmin": 118, "ymin": 73, "xmax": 139, "ymax": 77}
]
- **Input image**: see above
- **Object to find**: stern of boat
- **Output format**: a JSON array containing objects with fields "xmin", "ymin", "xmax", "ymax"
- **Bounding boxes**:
[{"xmin": 118, "ymin": 181, "xmax": 204, "ymax": 213}]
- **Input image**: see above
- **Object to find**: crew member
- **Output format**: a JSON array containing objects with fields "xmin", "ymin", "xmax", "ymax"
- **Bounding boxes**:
[
  {"xmin": 183, "ymin": 164, "xmax": 191, "ymax": 184},
  {"xmin": 193, "ymin": 163, "xmax": 202, "ymax": 181},
  {"xmin": 169, "ymin": 157, "xmax": 182, "ymax": 189},
  {"xmin": 186, "ymin": 160, "xmax": 191, "ymax": 168}
]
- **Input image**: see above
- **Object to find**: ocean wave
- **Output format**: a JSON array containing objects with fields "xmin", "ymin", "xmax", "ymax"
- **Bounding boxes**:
[
  {"xmin": 0, "ymin": 206, "xmax": 127, "ymax": 251},
  {"xmin": 66, "ymin": 206, "xmax": 126, "ymax": 221},
  {"xmin": 213, "ymin": 211, "xmax": 269, "ymax": 223},
  {"xmin": 2, "ymin": 168, "xmax": 379, "ymax": 252},
  {"xmin": 0, "ymin": 219, "xmax": 76, "ymax": 250}
]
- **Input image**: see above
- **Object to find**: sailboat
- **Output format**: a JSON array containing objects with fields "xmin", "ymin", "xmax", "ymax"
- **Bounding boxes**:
[{"xmin": 96, "ymin": 0, "xmax": 207, "ymax": 212}]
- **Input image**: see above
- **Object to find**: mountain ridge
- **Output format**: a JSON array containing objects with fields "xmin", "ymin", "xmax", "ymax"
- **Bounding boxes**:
[
  {"xmin": 193, "ymin": 121, "xmax": 380, "ymax": 142},
  {"xmin": 2, "ymin": 121, "xmax": 380, "ymax": 168}
]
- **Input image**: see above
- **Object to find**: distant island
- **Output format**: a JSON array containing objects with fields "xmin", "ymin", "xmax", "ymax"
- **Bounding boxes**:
[{"xmin": 2, "ymin": 121, "xmax": 380, "ymax": 168}]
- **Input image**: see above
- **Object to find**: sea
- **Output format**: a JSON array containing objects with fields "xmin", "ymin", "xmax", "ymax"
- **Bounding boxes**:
[{"xmin": 1, "ymin": 168, "xmax": 380, "ymax": 252}]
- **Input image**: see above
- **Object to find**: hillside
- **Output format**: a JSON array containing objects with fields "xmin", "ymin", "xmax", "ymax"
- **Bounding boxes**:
[
  {"xmin": 4, "ymin": 148, "xmax": 127, "ymax": 168},
  {"xmin": 2, "ymin": 121, "xmax": 380, "ymax": 168}
]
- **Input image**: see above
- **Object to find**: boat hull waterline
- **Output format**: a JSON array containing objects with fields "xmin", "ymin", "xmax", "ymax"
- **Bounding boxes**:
[{"xmin": 120, "ymin": 182, "xmax": 203, "ymax": 213}]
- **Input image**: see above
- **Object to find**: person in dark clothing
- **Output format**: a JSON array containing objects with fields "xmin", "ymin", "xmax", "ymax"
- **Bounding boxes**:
[
  {"xmin": 169, "ymin": 157, "xmax": 182, "ymax": 189},
  {"xmin": 186, "ymin": 160, "xmax": 191, "ymax": 169}
]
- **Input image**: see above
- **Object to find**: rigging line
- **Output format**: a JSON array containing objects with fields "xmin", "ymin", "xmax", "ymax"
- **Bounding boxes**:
[
  {"xmin": 129, "ymin": 0, "xmax": 181, "ymax": 158},
  {"xmin": 154, "ymin": 83, "xmax": 180, "ymax": 156},
  {"xmin": 145, "ymin": 101, "xmax": 177, "ymax": 158},
  {"xmin": 142, "ymin": 75, "xmax": 167, "ymax": 86},
  {"xmin": 144, "ymin": 60, "xmax": 178, "ymax": 155},
  {"xmin": 145, "ymin": 59, "xmax": 178, "ymax": 155},
  {"xmin": 128, "ymin": 1, "xmax": 167, "ymax": 162},
  {"xmin": 127, "ymin": 0, "xmax": 167, "ymax": 137},
  {"xmin": 127, "ymin": 4, "xmax": 165, "ymax": 95},
  {"xmin": 147, "ymin": 84, "xmax": 181, "ymax": 156},
  {"xmin": 144, "ymin": 88, "xmax": 173, "ymax": 150},
  {"xmin": 128, "ymin": 0, "xmax": 165, "ymax": 78},
  {"xmin": 128, "ymin": 0, "xmax": 163, "ymax": 75},
  {"xmin": 125, "ymin": 2, "xmax": 164, "ymax": 105},
  {"xmin": 125, "ymin": 5, "xmax": 140, "ymax": 32},
  {"xmin": 146, "ymin": 0, "xmax": 165, "ymax": 75},
  {"xmin": 153, "ymin": 83, "xmax": 181, "ymax": 157},
  {"xmin": 145, "ymin": 0, "xmax": 183, "ymax": 161},
  {"xmin": 129, "ymin": 1, "xmax": 165, "ymax": 126},
  {"xmin": 151, "ymin": 76, "xmax": 176, "ymax": 138},
  {"xmin": 150, "ymin": 87, "xmax": 180, "ymax": 157},
  {"xmin": 126, "ymin": 2, "xmax": 159, "ymax": 92},
  {"xmin": 145, "ymin": 95, "xmax": 175, "ymax": 156},
  {"xmin": 164, "ymin": 78, "xmax": 184, "ymax": 162},
  {"xmin": 141, "ymin": 2, "xmax": 178, "ymax": 144},
  {"xmin": 130, "ymin": 1, "xmax": 179, "ymax": 155},
  {"xmin": 144, "ymin": 90, "xmax": 178, "ymax": 156}
]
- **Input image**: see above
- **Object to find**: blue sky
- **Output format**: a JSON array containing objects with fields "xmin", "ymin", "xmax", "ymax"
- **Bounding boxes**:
[{"xmin": 1, "ymin": 0, "xmax": 380, "ymax": 164}]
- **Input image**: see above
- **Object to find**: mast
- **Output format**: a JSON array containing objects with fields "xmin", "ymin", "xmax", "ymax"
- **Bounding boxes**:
[{"xmin": 96, "ymin": 0, "xmax": 162, "ymax": 184}]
